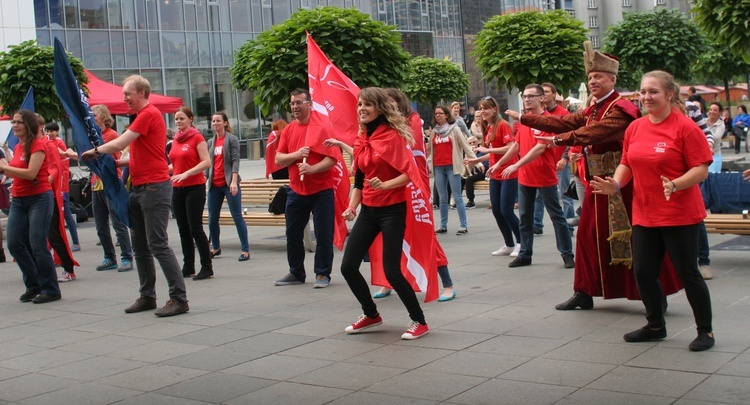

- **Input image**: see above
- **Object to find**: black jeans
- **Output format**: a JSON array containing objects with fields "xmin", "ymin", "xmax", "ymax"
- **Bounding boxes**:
[
  {"xmin": 340, "ymin": 202, "xmax": 425, "ymax": 324},
  {"xmin": 633, "ymin": 224, "xmax": 712, "ymax": 334},
  {"xmin": 464, "ymin": 171, "xmax": 486, "ymax": 203},
  {"xmin": 172, "ymin": 184, "xmax": 212, "ymax": 273}
]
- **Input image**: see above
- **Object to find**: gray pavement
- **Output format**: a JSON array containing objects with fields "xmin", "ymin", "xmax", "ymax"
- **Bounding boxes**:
[{"xmin": 0, "ymin": 153, "xmax": 749, "ymax": 404}]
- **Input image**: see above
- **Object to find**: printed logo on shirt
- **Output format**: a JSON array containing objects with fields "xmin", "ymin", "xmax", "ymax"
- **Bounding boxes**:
[
  {"xmin": 181, "ymin": 144, "xmax": 191, "ymax": 151},
  {"xmin": 654, "ymin": 141, "xmax": 667, "ymax": 153},
  {"xmin": 214, "ymin": 146, "xmax": 223, "ymax": 156},
  {"xmin": 433, "ymin": 136, "xmax": 450, "ymax": 145}
]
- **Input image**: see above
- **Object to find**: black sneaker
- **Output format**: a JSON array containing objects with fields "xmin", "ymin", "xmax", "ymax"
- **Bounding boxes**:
[
  {"xmin": 533, "ymin": 228, "xmax": 543, "ymax": 235},
  {"xmin": 32, "ymin": 293, "xmax": 61, "ymax": 304},
  {"xmin": 466, "ymin": 201, "xmax": 476, "ymax": 209},
  {"xmin": 689, "ymin": 332, "xmax": 715, "ymax": 351},
  {"xmin": 623, "ymin": 326, "xmax": 667, "ymax": 342},
  {"xmin": 274, "ymin": 273, "xmax": 304, "ymax": 286},
  {"xmin": 19, "ymin": 290, "xmax": 40, "ymax": 302},
  {"xmin": 562, "ymin": 254, "xmax": 575, "ymax": 269},
  {"xmin": 508, "ymin": 257, "xmax": 532, "ymax": 268}
]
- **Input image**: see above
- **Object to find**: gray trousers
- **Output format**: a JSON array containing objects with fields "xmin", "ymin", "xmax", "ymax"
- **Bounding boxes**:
[{"xmin": 129, "ymin": 180, "xmax": 186, "ymax": 302}]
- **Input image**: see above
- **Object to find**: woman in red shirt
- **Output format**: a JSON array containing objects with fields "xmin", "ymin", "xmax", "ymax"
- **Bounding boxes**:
[
  {"xmin": 0, "ymin": 110, "xmax": 60, "ymax": 303},
  {"xmin": 592, "ymin": 70, "xmax": 714, "ymax": 351},
  {"xmin": 467, "ymin": 96, "xmax": 521, "ymax": 257},
  {"xmin": 340, "ymin": 87, "xmax": 429, "ymax": 340},
  {"xmin": 169, "ymin": 107, "xmax": 213, "ymax": 280}
]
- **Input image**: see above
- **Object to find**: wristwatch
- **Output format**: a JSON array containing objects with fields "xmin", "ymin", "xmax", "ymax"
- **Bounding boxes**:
[
  {"xmin": 94, "ymin": 146, "xmax": 100, "ymax": 155},
  {"xmin": 671, "ymin": 181, "xmax": 677, "ymax": 193}
]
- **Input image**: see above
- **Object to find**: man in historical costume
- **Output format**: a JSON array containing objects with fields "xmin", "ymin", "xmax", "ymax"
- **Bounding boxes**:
[{"xmin": 506, "ymin": 41, "xmax": 683, "ymax": 310}]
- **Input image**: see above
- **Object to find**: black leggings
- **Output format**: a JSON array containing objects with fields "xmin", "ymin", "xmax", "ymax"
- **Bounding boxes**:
[
  {"xmin": 340, "ymin": 202, "xmax": 425, "ymax": 324},
  {"xmin": 633, "ymin": 224, "xmax": 712, "ymax": 334},
  {"xmin": 172, "ymin": 184, "xmax": 212, "ymax": 272}
]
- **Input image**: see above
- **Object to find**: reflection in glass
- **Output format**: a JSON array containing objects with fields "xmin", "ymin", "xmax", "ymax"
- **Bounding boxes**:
[{"xmin": 82, "ymin": 30, "xmax": 112, "ymax": 69}]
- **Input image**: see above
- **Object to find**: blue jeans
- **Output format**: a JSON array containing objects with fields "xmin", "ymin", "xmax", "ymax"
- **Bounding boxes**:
[
  {"xmin": 518, "ymin": 184, "xmax": 573, "ymax": 259},
  {"xmin": 285, "ymin": 188, "xmax": 334, "ymax": 280},
  {"xmin": 62, "ymin": 192, "xmax": 79, "ymax": 245},
  {"xmin": 129, "ymin": 181, "xmax": 186, "ymax": 302},
  {"xmin": 534, "ymin": 166, "xmax": 575, "ymax": 230},
  {"xmin": 489, "ymin": 178, "xmax": 520, "ymax": 247},
  {"xmin": 92, "ymin": 190, "xmax": 133, "ymax": 262},
  {"xmin": 7, "ymin": 191, "xmax": 60, "ymax": 295},
  {"xmin": 433, "ymin": 165, "xmax": 467, "ymax": 229},
  {"xmin": 207, "ymin": 184, "xmax": 249, "ymax": 253}
]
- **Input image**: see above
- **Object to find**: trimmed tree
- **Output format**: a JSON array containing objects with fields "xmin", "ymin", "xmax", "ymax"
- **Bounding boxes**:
[
  {"xmin": 692, "ymin": 41, "xmax": 750, "ymax": 112},
  {"xmin": 231, "ymin": 6, "xmax": 411, "ymax": 115},
  {"xmin": 473, "ymin": 10, "xmax": 588, "ymax": 95},
  {"xmin": 403, "ymin": 56, "xmax": 470, "ymax": 108},
  {"xmin": 692, "ymin": 0, "xmax": 750, "ymax": 61},
  {"xmin": 0, "ymin": 40, "xmax": 88, "ymax": 120},
  {"xmin": 602, "ymin": 9, "xmax": 707, "ymax": 89}
]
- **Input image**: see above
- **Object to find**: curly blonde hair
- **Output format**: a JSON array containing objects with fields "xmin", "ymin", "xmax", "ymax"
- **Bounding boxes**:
[{"xmin": 358, "ymin": 87, "xmax": 414, "ymax": 146}]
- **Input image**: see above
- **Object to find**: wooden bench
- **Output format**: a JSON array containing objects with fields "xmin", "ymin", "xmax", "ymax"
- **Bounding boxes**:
[
  {"xmin": 704, "ymin": 212, "xmax": 750, "ymax": 235},
  {"xmin": 202, "ymin": 179, "xmax": 314, "ymax": 250},
  {"xmin": 474, "ymin": 179, "xmax": 489, "ymax": 191}
]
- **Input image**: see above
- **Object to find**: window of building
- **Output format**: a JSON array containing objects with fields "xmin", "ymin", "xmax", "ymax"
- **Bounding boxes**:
[
  {"xmin": 565, "ymin": 8, "xmax": 575, "ymax": 18},
  {"xmin": 588, "ymin": 0, "xmax": 596, "ymax": 9},
  {"xmin": 656, "ymin": 0, "xmax": 666, "ymax": 4},
  {"xmin": 622, "ymin": 0, "xmax": 631, "ymax": 6},
  {"xmin": 590, "ymin": 35, "xmax": 600, "ymax": 48},
  {"xmin": 301, "ymin": 0, "xmax": 311, "ymax": 9},
  {"xmin": 589, "ymin": 16, "xmax": 598, "ymax": 28}
]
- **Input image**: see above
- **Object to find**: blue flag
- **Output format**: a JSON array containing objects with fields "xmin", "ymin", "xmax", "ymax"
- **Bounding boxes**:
[
  {"xmin": 6, "ymin": 87, "xmax": 35, "ymax": 150},
  {"xmin": 53, "ymin": 38, "xmax": 130, "ymax": 227}
]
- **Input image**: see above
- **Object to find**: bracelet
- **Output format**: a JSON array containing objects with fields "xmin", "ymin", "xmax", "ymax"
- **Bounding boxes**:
[
  {"xmin": 614, "ymin": 180, "xmax": 621, "ymax": 192},
  {"xmin": 94, "ymin": 146, "xmax": 100, "ymax": 155},
  {"xmin": 347, "ymin": 206, "xmax": 357, "ymax": 217},
  {"xmin": 671, "ymin": 181, "xmax": 677, "ymax": 193}
]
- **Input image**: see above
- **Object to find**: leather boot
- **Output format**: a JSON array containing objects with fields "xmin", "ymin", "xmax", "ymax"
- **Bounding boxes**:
[{"xmin": 555, "ymin": 291, "xmax": 594, "ymax": 310}]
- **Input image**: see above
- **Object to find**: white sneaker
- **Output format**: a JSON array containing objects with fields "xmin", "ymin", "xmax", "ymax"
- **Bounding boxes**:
[
  {"xmin": 510, "ymin": 245, "xmax": 522, "ymax": 258},
  {"xmin": 492, "ymin": 245, "xmax": 514, "ymax": 256}
]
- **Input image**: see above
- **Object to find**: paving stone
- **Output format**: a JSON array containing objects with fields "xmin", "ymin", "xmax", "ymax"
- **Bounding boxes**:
[
  {"xmin": 0, "ymin": 367, "xmax": 27, "ymax": 382},
  {"xmin": 326, "ymin": 391, "xmax": 438, "ymax": 405},
  {"xmin": 346, "ymin": 344, "xmax": 453, "ymax": 369},
  {"xmin": 95, "ymin": 364, "xmax": 208, "ymax": 392},
  {"xmin": 586, "ymin": 365, "xmax": 708, "ymax": 398},
  {"xmin": 18, "ymin": 381, "xmax": 141, "ymax": 405},
  {"xmin": 108, "ymin": 341, "xmax": 206, "ymax": 363},
  {"xmin": 291, "ymin": 361, "xmax": 405, "ymax": 390},
  {"xmin": 167, "ymin": 326, "xmax": 258, "ymax": 346},
  {"xmin": 499, "ymin": 357, "xmax": 615, "ymax": 387},
  {"xmin": 109, "ymin": 392, "xmax": 214, "ymax": 405},
  {"xmin": 541, "ymin": 339, "xmax": 649, "ymax": 365},
  {"xmin": 366, "ymin": 369, "xmax": 487, "ymax": 401},
  {"xmin": 220, "ymin": 332, "xmax": 319, "ymax": 354},
  {"xmin": 280, "ymin": 337, "xmax": 383, "ymax": 362},
  {"xmin": 162, "ymin": 346, "xmax": 267, "ymax": 371},
  {"xmin": 40, "ymin": 356, "xmax": 146, "ymax": 381},
  {"xmin": 155, "ymin": 371, "xmax": 276, "ymax": 403},
  {"xmin": 625, "ymin": 346, "xmax": 736, "ymax": 373},
  {"xmin": 682, "ymin": 374, "xmax": 750, "ymax": 404},
  {"xmin": 225, "ymin": 381, "xmax": 350, "ymax": 405},
  {"xmin": 418, "ymin": 351, "xmax": 532, "ymax": 378},
  {"xmin": 224, "ymin": 353, "xmax": 331, "ymax": 380},
  {"xmin": 718, "ymin": 353, "xmax": 750, "ymax": 377},
  {"xmin": 117, "ymin": 321, "xmax": 207, "ymax": 340},
  {"xmin": 0, "ymin": 348, "xmax": 94, "ymax": 373},
  {"xmin": 447, "ymin": 378, "xmax": 576, "ymax": 404},
  {"xmin": 555, "ymin": 388, "xmax": 675, "ymax": 405},
  {"xmin": 468, "ymin": 334, "xmax": 567, "ymax": 357},
  {"xmin": 221, "ymin": 315, "xmax": 308, "ymax": 332},
  {"xmin": 0, "ymin": 373, "xmax": 78, "ymax": 402}
]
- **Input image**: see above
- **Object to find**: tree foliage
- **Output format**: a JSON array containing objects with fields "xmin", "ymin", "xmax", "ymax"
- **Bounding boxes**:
[
  {"xmin": 473, "ymin": 10, "xmax": 587, "ymax": 94},
  {"xmin": 0, "ymin": 40, "xmax": 88, "ymax": 120},
  {"xmin": 602, "ymin": 9, "xmax": 707, "ymax": 89},
  {"xmin": 692, "ymin": 0, "xmax": 750, "ymax": 61},
  {"xmin": 692, "ymin": 41, "xmax": 750, "ymax": 109},
  {"xmin": 402, "ymin": 57, "xmax": 469, "ymax": 107},
  {"xmin": 231, "ymin": 6, "xmax": 411, "ymax": 115}
]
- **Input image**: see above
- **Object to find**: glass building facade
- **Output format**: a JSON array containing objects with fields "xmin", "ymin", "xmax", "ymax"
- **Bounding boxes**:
[{"xmin": 32, "ymin": 0, "xmax": 464, "ymax": 140}]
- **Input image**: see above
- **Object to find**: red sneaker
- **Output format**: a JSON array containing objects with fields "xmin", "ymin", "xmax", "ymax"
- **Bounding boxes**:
[
  {"xmin": 345, "ymin": 314, "xmax": 382, "ymax": 334},
  {"xmin": 401, "ymin": 321, "xmax": 429, "ymax": 340}
]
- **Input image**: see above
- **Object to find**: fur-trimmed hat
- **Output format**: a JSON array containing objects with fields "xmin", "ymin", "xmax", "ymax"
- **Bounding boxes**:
[{"xmin": 583, "ymin": 41, "xmax": 619, "ymax": 75}]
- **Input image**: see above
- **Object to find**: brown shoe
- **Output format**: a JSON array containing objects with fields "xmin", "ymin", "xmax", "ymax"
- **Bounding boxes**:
[
  {"xmin": 124, "ymin": 296, "xmax": 157, "ymax": 313},
  {"xmin": 154, "ymin": 299, "xmax": 189, "ymax": 317}
]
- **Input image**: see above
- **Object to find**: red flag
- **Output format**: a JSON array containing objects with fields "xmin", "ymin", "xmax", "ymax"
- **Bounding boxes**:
[
  {"xmin": 306, "ymin": 32, "xmax": 360, "ymax": 147},
  {"xmin": 306, "ymin": 33, "xmax": 355, "ymax": 250}
]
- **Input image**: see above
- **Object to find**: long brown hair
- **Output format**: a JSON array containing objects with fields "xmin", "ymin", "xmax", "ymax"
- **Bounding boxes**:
[
  {"xmin": 477, "ymin": 96, "xmax": 508, "ymax": 146},
  {"xmin": 212, "ymin": 112, "xmax": 233, "ymax": 134},
  {"xmin": 358, "ymin": 87, "xmax": 414, "ymax": 146},
  {"xmin": 13, "ymin": 109, "xmax": 40, "ymax": 163}
]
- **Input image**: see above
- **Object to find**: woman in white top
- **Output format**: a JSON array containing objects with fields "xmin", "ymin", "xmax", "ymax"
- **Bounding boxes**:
[{"xmin": 706, "ymin": 102, "xmax": 725, "ymax": 173}]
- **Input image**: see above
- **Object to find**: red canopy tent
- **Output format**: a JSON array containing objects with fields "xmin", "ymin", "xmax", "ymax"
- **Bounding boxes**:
[
  {"xmin": 1, "ymin": 71, "xmax": 184, "ymax": 119},
  {"xmin": 84, "ymin": 70, "xmax": 183, "ymax": 114}
]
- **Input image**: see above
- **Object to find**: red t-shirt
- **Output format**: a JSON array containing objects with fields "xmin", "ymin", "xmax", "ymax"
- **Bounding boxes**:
[
  {"xmin": 51, "ymin": 138, "xmax": 70, "ymax": 193},
  {"xmin": 127, "ymin": 103, "xmax": 170, "ymax": 186},
  {"xmin": 409, "ymin": 113, "xmax": 429, "ymax": 181},
  {"xmin": 622, "ymin": 112, "xmax": 713, "ymax": 227},
  {"xmin": 212, "ymin": 135, "xmax": 227, "ymax": 187},
  {"xmin": 169, "ymin": 132, "xmax": 207, "ymax": 188},
  {"xmin": 432, "ymin": 133, "xmax": 453, "ymax": 166},
  {"xmin": 485, "ymin": 121, "xmax": 518, "ymax": 181},
  {"xmin": 517, "ymin": 111, "xmax": 560, "ymax": 188},
  {"xmin": 10, "ymin": 139, "xmax": 52, "ymax": 197},
  {"xmin": 92, "ymin": 128, "xmax": 122, "ymax": 187},
  {"xmin": 277, "ymin": 120, "xmax": 335, "ymax": 196}
]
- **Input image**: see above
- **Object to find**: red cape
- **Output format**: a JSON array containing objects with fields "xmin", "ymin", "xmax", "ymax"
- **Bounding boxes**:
[
  {"xmin": 356, "ymin": 124, "xmax": 439, "ymax": 302},
  {"xmin": 45, "ymin": 139, "xmax": 79, "ymax": 267}
]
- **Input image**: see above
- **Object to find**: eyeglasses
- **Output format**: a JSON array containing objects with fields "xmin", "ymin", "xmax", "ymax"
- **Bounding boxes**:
[
  {"xmin": 522, "ymin": 94, "xmax": 542, "ymax": 100},
  {"xmin": 289, "ymin": 101, "xmax": 310, "ymax": 107},
  {"xmin": 10, "ymin": 120, "xmax": 24, "ymax": 125}
]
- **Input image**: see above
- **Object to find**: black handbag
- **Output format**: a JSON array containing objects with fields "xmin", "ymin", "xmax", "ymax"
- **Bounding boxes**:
[
  {"xmin": 563, "ymin": 180, "xmax": 578, "ymax": 200},
  {"xmin": 268, "ymin": 185, "xmax": 288, "ymax": 215}
]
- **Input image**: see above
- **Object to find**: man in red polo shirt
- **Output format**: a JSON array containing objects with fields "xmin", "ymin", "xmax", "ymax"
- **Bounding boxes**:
[
  {"xmin": 82, "ymin": 75, "xmax": 188, "ymax": 317},
  {"xmin": 499, "ymin": 84, "xmax": 574, "ymax": 269},
  {"xmin": 273, "ymin": 88, "xmax": 337, "ymax": 288}
]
